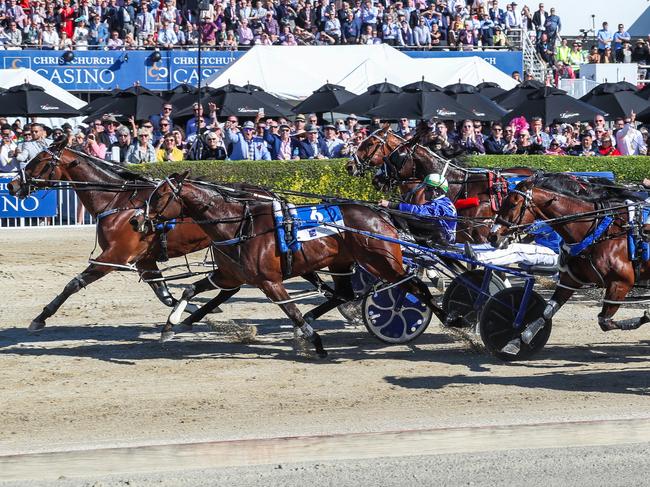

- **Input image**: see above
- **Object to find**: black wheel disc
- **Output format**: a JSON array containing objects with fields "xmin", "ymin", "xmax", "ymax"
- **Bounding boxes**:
[{"xmin": 479, "ymin": 287, "xmax": 551, "ymax": 361}]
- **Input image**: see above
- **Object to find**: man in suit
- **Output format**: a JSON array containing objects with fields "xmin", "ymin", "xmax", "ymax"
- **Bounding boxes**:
[
  {"xmin": 264, "ymin": 123, "xmax": 299, "ymax": 160},
  {"xmin": 297, "ymin": 124, "xmax": 329, "ymax": 159},
  {"xmin": 322, "ymin": 124, "xmax": 344, "ymax": 157},
  {"xmin": 224, "ymin": 120, "xmax": 272, "ymax": 160}
]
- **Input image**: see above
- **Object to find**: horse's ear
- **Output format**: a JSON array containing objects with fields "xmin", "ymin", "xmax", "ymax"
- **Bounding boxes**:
[{"xmin": 176, "ymin": 168, "xmax": 191, "ymax": 183}]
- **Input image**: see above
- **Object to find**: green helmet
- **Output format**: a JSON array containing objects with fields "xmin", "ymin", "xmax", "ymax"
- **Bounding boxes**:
[{"xmin": 423, "ymin": 173, "xmax": 449, "ymax": 193}]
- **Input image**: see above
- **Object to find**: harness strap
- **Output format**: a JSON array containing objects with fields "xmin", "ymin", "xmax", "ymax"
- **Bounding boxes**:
[
  {"xmin": 563, "ymin": 216, "xmax": 614, "ymax": 257},
  {"xmin": 96, "ymin": 208, "xmax": 122, "ymax": 220}
]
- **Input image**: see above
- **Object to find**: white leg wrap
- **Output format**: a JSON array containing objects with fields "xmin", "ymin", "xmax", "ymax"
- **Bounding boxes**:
[
  {"xmin": 300, "ymin": 323, "xmax": 314, "ymax": 338},
  {"xmin": 543, "ymin": 300, "xmax": 559, "ymax": 320},
  {"xmin": 168, "ymin": 299, "xmax": 188, "ymax": 325},
  {"xmin": 521, "ymin": 317, "xmax": 546, "ymax": 344}
]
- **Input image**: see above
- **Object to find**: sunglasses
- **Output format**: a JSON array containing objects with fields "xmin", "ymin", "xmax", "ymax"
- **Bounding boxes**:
[
  {"xmin": 206, "ymin": 137, "xmax": 218, "ymax": 141},
  {"xmin": 160, "ymin": 123, "xmax": 169, "ymax": 127}
]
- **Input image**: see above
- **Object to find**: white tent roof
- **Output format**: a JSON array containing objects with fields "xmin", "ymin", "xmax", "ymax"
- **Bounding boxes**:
[
  {"xmin": 0, "ymin": 68, "xmax": 86, "ymax": 109},
  {"xmin": 206, "ymin": 46, "xmax": 517, "ymax": 101},
  {"xmin": 410, "ymin": 57, "xmax": 518, "ymax": 90}
]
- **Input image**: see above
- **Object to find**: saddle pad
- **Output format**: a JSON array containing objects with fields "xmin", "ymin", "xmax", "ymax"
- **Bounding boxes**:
[{"xmin": 295, "ymin": 205, "xmax": 345, "ymax": 242}]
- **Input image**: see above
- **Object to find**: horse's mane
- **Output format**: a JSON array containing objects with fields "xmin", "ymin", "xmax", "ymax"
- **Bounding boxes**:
[
  {"xmin": 192, "ymin": 177, "xmax": 276, "ymax": 202},
  {"xmin": 66, "ymin": 147, "xmax": 153, "ymax": 184},
  {"xmin": 533, "ymin": 172, "xmax": 641, "ymax": 203}
]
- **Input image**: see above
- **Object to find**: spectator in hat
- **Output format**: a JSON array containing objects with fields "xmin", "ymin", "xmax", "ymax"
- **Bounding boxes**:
[
  {"xmin": 597, "ymin": 132, "xmax": 621, "ymax": 156},
  {"xmin": 345, "ymin": 114, "xmax": 359, "ymax": 133},
  {"xmin": 544, "ymin": 138, "xmax": 565, "ymax": 155},
  {"xmin": 322, "ymin": 124, "xmax": 344, "ymax": 157},
  {"xmin": 297, "ymin": 124, "xmax": 329, "ymax": 159},
  {"xmin": 505, "ymin": 2, "xmax": 522, "ymax": 30},
  {"xmin": 493, "ymin": 25, "xmax": 507, "ymax": 46},
  {"xmin": 156, "ymin": 133, "xmax": 184, "ymax": 162},
  {"xmin": 126, "ymin": 128, "xmax": 157, "ymax": 164},
  {"xmin": 73, "ymin": 17, "xmax": 90, "ymax": 49},
  {"xmin": 265, "ymin": 123, "xmax": 299, "ymax": 160},
  {"xmin": 98, "ymin": 114, "xmax": 120, "ymax": 147},
  {"xmin": 293, "ymin": 114, "xmax": 307, "ymax": 135},
  {"xmin": 224, "ymin": 120, "xmax": 271, "ymax": 160}
]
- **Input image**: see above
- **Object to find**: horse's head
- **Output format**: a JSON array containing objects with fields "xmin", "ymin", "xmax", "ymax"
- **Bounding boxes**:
[
  {"xmin": 137, "ymin": 169, "xmax": 191, "ymax": 233},
  {"xmin": 488, "ymin": 178, "xmax": 537, "ymax": 248},
  {"xmin": 7, "ymin": 136, "xmax": 69, "ymax": 198},
  {"xmin": 346, "ymin": 124, "xmax": 398, "ymax": 177}
]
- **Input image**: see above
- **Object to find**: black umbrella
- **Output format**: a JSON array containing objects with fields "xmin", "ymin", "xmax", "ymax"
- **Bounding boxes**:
[
  {"xmin": 634, "ymin": 105, "xmax": 650, "ymax": 123},
  {"xmin": 579, "ymin": 82, "xmax": 650, "ymax": 120},
  {"xmin": 443, "ymin": 83, "xmax": 508, "ymax": 121},
  {"xmin": 175, "ymin": 83, "xmax": 291, "ymax": 118},
  {"xmin": 292, "ymin": 83, "xmax": 356, "ymax": 114},
  {"xmin": 334, "ymin": 81, "xmax": 402, "ymax": 116},
  {"xmin": 81, "ymin": 89, "xmax": 121, "ymax": 116},
  {"xmin": 85, "ymin": 86, "xmax": 163, "ymax": 122},
  {"xmin": 493, "ymin": 79, "xmax": 545, "ymax": 110},
  {"xmin": 163, "ymin": 83, "xmax": 198, "ymax": 106},
  {"xmin": 366, "ymin": 80, "xmax": 474, "ymax": 121},
  {"xmin": 0, "ymin": 83, "xmax": 81, "ymax": 117},
  {"xmin": 503, "ymin": 86, "xmax": 605, "ymax": 125},
  {"xmin": 242, "ymin": 84, "xmax": 294, "ymax": 117},
  {"xmin": 476, "ymin": 81, "xmax": 506, "ymax": 100},
  {"xmin": 636, "ymin": 83, "xmax": 650, "ymax": 100}
]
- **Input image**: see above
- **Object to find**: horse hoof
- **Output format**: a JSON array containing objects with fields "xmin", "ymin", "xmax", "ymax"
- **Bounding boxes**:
[
  {"xmin": 28, "ymin": 320, "xmax": 46, "ymax": 333},
  {"xmin": 160, "ymin": 330, "xmax": 175, "ymax": 343}
]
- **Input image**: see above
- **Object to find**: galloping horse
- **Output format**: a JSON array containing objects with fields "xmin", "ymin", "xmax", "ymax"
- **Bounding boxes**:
[
  {"xmin": 346, "ymin": 126, "xmax": 533, "ymax": 243},
  {"xmin": 142, "ymin": 170, "xmax": 446, "ymax": 358},
  {"xmin": 489, "ymin": 173, "xmax": 648, "ymax": 354},
  {"xmin": 7, "ymin": 139, "xmax": 214, "ymax": 331}
]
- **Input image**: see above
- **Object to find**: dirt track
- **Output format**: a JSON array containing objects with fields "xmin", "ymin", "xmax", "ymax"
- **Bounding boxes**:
[{"xmin": 2, "ymin": 227, "xmax": 650, "ymax": 458}]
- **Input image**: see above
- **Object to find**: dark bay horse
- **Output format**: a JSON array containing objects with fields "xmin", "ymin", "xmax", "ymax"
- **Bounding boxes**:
[
  {"xmin": 7, "ymin": 140, "xmax": 213, "ymax": 331},
  {"xmin": 143, "ymin": 170, "xmax": 446, "ymax": 358},
  {"xmin": 346, "ymin": 126, "xmax": 533, "ymax": 243},
  {"xmin": 489, "ymin": 173, "xmax": 648, "ymax": 354}
]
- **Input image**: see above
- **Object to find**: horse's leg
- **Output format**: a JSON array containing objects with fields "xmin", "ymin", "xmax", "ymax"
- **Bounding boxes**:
[
  {"xmin": 162, "ymin": 273, "xmax": 220, "ymax": 341},
  {"xmin": 303, "ymin": 268, "xmax": 355, "ymax": 324},
  {"xmin": 136, "ymin": 259, "xmax": 178, "ymax": 308},
  {"xmin": 259, "ymin": 280, "xmax": 327, "ymax": 358},
  {"xmin": 29, "ymin": 264, "xmax": 112, "ymax": 332},
  {"xmin": 176, "ymin": 287, "xmax": 240, "ymax": 331},
  {"xmin": 598, "ymin": 280, "xmax": 650, "ymax": 331}
]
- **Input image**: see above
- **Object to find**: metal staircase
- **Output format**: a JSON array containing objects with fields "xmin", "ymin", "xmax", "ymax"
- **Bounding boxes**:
[{"xmin": 507, "ymin": 29, "xmax": 548, "ymax": 81}]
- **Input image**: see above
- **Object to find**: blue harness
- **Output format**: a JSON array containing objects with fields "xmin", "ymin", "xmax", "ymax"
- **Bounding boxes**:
[
  {"xmin": 627, "ymin": 207, "xmax": 650, "ymax": 262},
  {"xmin": 274, "ymin": 204, "xmax": 344, "ymax": 254},
  {"xmin": 563, "ymin": 216, "xmax": 614, "ymax": 257}
]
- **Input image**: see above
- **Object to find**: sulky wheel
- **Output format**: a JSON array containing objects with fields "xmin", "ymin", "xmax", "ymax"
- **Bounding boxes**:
[
  {"xmin": 442, "ymin": 270, "xmax": 509, "ymax": 329},
  {"xmin": 479, "ymin": 287, "xmax": 551, "ymax": 361},
  {"xmin": 362, "ymin": 286, "xmax": 433, "ymax": 344},
  {"xmin": 338, "ymin": 267, "xmax": 378, "ymax": 325}
]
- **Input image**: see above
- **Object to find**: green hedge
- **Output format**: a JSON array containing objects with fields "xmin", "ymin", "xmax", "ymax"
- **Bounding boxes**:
[{"xmin": 129, "ymin": 156, "xmax": 650, "ymax": 202}]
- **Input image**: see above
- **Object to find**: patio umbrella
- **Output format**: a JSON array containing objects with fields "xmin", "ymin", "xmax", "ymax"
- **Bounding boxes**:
[
  {"xmin": 81, "ymin": 89, "xmax": 121, "ymax": 116},
  {"xmin": 175, "ymin": 83, "xmax": 291, "ymax": 118},
  {"xmin": 503, "ymin": 86, "xmax": 605, "ymax": 125},
  {"xmin": 334, "ymin": 81, "xmax": 402, "ymax": 116},
  {"xmin": 0, "ymin": 83, "xmax": 81, "ymax": 117},
  {"xmin": 84, "ymin": 85, "xmax": 163, "ymax": 122},
  {"xmin": 476, "ymin": 81, "xmax": 506, "ymax": 100},
  {"xmin": 443, "ymin": 83, "xmax": 508, "ymax": 121},
  {"xmin": 243, "ymin": 84, "xmax": 294, "ymax": 117},
  {"xmin": 163, "ymin": 83, "xmax": 198, "ymax": 106},
  {"xmin": 634, "ymin": 105, "xmax": 650, "ymax": 123},
  {"xmin": 639, "ymin": 84, "xmax": 650, "ymax": 100},
  {"xmin": 493, "ymin": 79, "xmax": 545, "ymax": 110},
  {"xmin": 579, "ymin": 82, "xmax": 650, "ymax": 120},
  {"xmin": 292, "ymin": 83, "xmax": 356, "ymax": 114},
  {"xmin": 367, "ymin": 80, "xmax": 473, "ymax": 121}
]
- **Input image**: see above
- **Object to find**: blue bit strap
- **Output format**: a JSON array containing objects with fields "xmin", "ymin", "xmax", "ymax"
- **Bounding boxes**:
[{"xmin": 564, "ymin": 216, "xmax": 613, "ymax": 257}]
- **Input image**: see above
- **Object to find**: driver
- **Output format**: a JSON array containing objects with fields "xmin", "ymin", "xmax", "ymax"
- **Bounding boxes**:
[{"xmin": 378, "ymin": 173, "xmax": 457, "ymax": 244}]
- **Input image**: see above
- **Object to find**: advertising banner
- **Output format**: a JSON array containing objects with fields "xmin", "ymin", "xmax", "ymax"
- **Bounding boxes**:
[{"xmin": 0, "ymin": 177, "xmax": 58, "ymax": 218}]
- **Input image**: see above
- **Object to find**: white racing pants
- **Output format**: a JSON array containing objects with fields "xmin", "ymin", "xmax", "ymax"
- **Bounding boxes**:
[{"xmin": 466, "ymin": 243, "xmax": 558, "ymax": 267}]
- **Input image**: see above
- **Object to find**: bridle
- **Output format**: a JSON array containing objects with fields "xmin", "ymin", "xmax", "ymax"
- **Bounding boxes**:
[
  {"xmin": 494, "ymin": 187, "xmax": 535, "ymax": 231},
  {"xmin": 144, "ymin": 176, "xmax": 184, "ymax": 227},
  {"xmin": 350, "ymin": 129, "xmax": 400, "ymax": 176},
  {"xmin": 14, "ymin": 146, "xmax": 63, "ymax": 196}
]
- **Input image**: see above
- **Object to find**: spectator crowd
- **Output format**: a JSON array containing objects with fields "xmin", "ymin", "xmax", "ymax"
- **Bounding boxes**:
[
  {"xmin": 0, "ymin": 102, "xmax": 647, "ymax": 176},
  {"xmin": 0, "ymin": 0, "xmax": 640, "ymax": 53}
]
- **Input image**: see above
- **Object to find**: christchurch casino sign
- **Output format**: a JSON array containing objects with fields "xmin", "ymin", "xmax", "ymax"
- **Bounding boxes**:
[{"xmin": 0, "ymin": 50, "xmax": 244, "ymax": 91}]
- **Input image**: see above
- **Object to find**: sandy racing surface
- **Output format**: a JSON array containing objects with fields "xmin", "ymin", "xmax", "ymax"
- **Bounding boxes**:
[{"xmin": 2, "ymin": 227, "xmax": 650, "ymax": 482}]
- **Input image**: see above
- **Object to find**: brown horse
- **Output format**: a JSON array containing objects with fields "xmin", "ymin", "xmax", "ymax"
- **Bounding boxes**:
[
  {"xmin": 488, "ymin": 173, "xmax": 649, "ymax": 355},
  {"xmin": 346, "ymin": 126, "xmax": 533, "ymax": 243},
  {"xmin": 143, "ymin": 170, "xmax": 446, "ymax": 358},
  {"xmin": 7, "ymin": 140, "xmax": 214, "ymax": 331}
]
